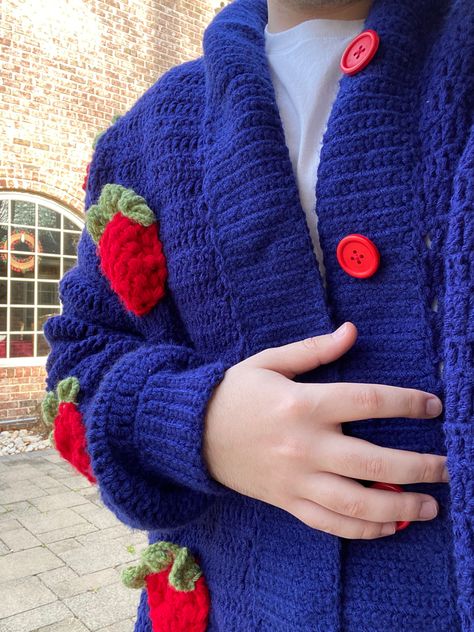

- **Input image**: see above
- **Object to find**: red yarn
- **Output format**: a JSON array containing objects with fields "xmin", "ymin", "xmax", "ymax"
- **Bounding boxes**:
[
  {"xmin": 53, "ymin": 401, "xmax": 96, "ymax": 484},
  {"xmin": 82, "ymin": 162, "xmax": 91, "ymax": 192},
  {"xmin": 98, "ymin": 212, "xmax": 167, "ymax": 316},
  {"xmin": 145, "ymin": 563, "xmax": 210, "ymax": 632}
]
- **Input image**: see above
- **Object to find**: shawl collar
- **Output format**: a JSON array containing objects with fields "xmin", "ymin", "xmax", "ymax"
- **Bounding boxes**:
[{"xmin": 200, "ymin": 0, "xmax": 445, "ymax": 362}]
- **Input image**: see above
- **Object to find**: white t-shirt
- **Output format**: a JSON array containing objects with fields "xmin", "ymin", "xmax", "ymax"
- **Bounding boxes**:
[{"xmin": 264, "ymin": 18, "xmax": 365, "ymax": 287}]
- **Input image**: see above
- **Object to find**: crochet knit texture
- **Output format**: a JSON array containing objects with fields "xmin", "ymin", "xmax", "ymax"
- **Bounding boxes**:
[{"xmin": 43, "ymin": 0, "xmax": 473, "ymax": 630}]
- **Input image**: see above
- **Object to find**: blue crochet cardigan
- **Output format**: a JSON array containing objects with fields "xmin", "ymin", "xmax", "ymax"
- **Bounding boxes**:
[{"xmin": 43, "ymin": 0, "xmax": 473, "ymax": 629}]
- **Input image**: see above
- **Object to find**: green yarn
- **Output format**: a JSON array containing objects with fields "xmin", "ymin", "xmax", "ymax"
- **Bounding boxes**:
[
  {"xmin": 92, "ymin": 113, "xmax": 123, "ymax": 149},
  {"xmin": 48, "ymin": 428, "xmax": 55, "ymax": 449},
  {"xmin": 56, "ymin": 376, "xmax": 80, "ymax": 404},
  {"xmin": 41, "ymin": 390, "xmax": 58, "ymax": 426},
  {"xmin": 168, "ymin": 545, "xmax": 202, "ymax": 591},
  {"xmin": 85, "ymin": 183, "xmax": 156, "ymax": 243},
  {"xmin": 121, "ymin": 541, "xmax": 202, "ymax": 592}
]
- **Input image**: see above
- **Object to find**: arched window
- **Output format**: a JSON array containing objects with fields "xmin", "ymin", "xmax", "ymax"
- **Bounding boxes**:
[{"xmin": 0, "ymin": 192, "xmax": 83, "ymax": 365}]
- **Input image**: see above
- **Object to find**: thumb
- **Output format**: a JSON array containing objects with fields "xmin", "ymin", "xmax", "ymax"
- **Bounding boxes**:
[{"xmin": 248, "ymin": 321, "xmax": 357, "ymax": 379}]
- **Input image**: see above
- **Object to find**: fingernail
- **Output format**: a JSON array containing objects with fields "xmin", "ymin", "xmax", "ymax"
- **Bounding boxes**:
[
  {"xmin": 442, "ymin": 465, "xmax": 450, "ymax": 482},
  {"xmin": 381, "ymin": 523, "xmax": 396, "ymax": 536},
  {"xmin": 426, "ymin": 397, "xmax": 442, "ymax": 417},
  {"xmin": 332, "ymin": 322, "xmax": 347, "ymax": 339},
  {"xmin": 419, "ymin": 501, "xmax": 438, "ymax": 519}
]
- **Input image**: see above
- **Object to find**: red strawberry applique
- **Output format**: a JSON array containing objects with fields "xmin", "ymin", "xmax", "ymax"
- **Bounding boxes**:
[
  {"xmin": 85, "ymin": 183, "xmax": 168, "ymax": 316},
  {"xmin": 41, "ymin": 376, "xmax": 96, "ymax": 484},
  {"xmin": 122, "ymin": 541, "xmax": 210, "ymax": 632}
]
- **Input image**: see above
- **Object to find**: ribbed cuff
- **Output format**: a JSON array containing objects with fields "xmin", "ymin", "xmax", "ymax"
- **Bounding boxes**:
[{"xmin": 100, "ymin": 343, "xmax": 231, "ymax": 497}]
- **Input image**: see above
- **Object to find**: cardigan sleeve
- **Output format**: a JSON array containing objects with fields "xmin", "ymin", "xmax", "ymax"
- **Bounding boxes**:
[{"xmin": 43, "ymin": 124, "xmax": 233, "ymax": 532}]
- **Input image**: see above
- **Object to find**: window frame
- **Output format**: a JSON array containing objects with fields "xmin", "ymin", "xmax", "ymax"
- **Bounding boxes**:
[{"xmin": 0, "ymin": 191, "xmax": 84, "ymax": 367}]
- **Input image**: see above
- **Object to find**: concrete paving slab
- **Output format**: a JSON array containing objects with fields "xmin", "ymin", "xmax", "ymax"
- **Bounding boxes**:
[
  {"xmin": 2, "ymin": 500, "xmax": 41, "ymax": 518},
  {"xmin": 38, "ymin": 521, "xmax": 97, "ymax": 544},
  {"xmin": 49, "ymin": 567, "xmax": 119, "ymax": 599},
  {"xmin": 65, "ymin": 582, "xmax": 140, "ymax": 631},
  {"xmin": 72, "ymin": 505, "xmax": 119, "ymax": 529},
  {"xmin": 0, "ymin": 547, "xmax": 64, "ymax": 581},
  {"xmin": 97, "ymin": 620, "xmax": 135, "ymax": 632},
  {"xmin": 17, "ymin": 508, "xmax": 87, "ymax": 534},
  {"xmin": 38, "ymin": 566, "xmax": 78, "ymax": 590},
  {"xmin": 36, "ymin": 618, "xmax": 90, "ymax": 632},
  {"xmin": 0, "ymin": 527, "xmax": 41, "ymax": 552},
  {"xmin": 0, "ymin": 483, "xmax": 46, "ymax": 504},
  {"xmin": 57, "ymin": 540, "xmax": 140, "ymax": 576},
  {"xmin": 0, "ymin": 576, "xmax": 57, "ymax": 619},
  {"xmin": 31, "ymin": 492, "xmax": 90, "ymax": 512},
  {"xmin": 0, "ymin": 601, "xmax": 72, "ymax": 632},
  {"xmin": 59, "ymin": 477, "xmax": 92, "ymax": 491}
]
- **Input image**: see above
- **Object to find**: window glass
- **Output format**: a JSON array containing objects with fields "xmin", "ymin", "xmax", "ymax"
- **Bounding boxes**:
[
  {"xmin": 38, "ymin": 229, "xmax": 61, "ymax": 255},
  {"xmin": 38, "ymin": 282, "xmax": 59, "ymax": 306},
  {"xmin": 11, "ymin": 201, "xmax": 35, "ymax": 226},
  {"xmin": 0, "ymin": 200, "xmax": 8, "ymax": 224},
  {"xmin": 39, "ymin": 205, "xmax": 61, "ymax": 229},
  {"xmin": 0, "ymin": 280, "xmax": 6, "ymax": 303},
  {"xmin": 0, "ymin": 225, "xmax": 7, "ymax": 249},
  {"xmin": 63, "ymin": 232, "xmax": 80, "ymax": 256},
  {"xmin": 11, "ymin": 280, "xmax": 34, "ymax": 305},
  {"xmin": 10, "ymin": 334, "xmax": 34, "ymax": 357},
  {"xmin": 36, "ymin": 332, "xmax": 50, "ymax": 356},
  {"xmin": 64, "ymin": 216, "xmax": 81, "ymax": 231},
  {"xmin": 10, "ymin": 307, "xmax": 34, "ymax": 332},
  {"xmin": 63, "ymin": 258, "xmax": 76, "ymax": 274},
  {"xmin": 38, "ymin": 256, "xmax": 60, "ymax": 280}
]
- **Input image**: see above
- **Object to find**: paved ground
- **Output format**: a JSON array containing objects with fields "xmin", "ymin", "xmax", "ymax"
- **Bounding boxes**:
[{"xmin": 0, "ymin": 449, "xmax": 148, "ymax": 632}]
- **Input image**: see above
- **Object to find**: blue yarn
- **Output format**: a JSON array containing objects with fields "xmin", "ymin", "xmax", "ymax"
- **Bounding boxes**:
[{"xmin": 43, "ymin": 0, "xmax": 474, "ymax": 629}]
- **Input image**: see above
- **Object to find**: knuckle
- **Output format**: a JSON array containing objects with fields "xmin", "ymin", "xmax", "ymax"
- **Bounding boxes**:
[
  {"xmin": 342, "ymin": 498, "xmax": 367, "ymax": 519},
  {"xmin": 405, "ymin": 390, "xmax": 417, "ymax": 417},
  {"xmin": 365, "ymin": 456, "xmax": 386, "ymax": 480},
  {"xmin": 302, "ymin": 335, "xmax": 321, "ymax": 351},
  {"xmin": 418, "ymin": 456, "xmax": 439, "ymax": 482},
  {"xmin": 278, "ymin": 391, "xmax": 308, "ymax": 419},
  {"xmin": 353, "ymin": 386, "xmax": 382, "ymax": 414},
  {"xmin": 404, "ymin": 495, "xmax": 422, "ymax": 520},
  {"xmin": 276, "ymin": 434, "xmax": 308, "ymax": 463},
  {"xmin": 358, "ymin": 522, "xmax": 381, "ymax": 540}
]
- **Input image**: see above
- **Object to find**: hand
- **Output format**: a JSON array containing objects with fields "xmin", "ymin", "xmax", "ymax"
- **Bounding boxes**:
[{"xmin": 203, "ymin": 321, "xmax": 448, "ymax": 540}]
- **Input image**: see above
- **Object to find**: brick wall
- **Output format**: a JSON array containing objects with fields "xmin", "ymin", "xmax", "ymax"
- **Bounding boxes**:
[
  {"xmin": 0, "ymin": 0, "xmax": 232, "ymax": 427},
  {"xmin": 0, "ymin": 366, "xmax": 46, "ymax": 429}
]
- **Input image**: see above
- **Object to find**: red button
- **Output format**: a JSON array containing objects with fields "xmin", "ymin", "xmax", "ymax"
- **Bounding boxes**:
[
  {"xmin": 340, "ymin": 29, "xmax": 380, "ymax": 75},
  {"xmin": 336, "ymin": 233, "xmax": 380, "ymax": 278},
  {"xmin": 370, "ymin": 482, "xmax": 411, "ymax": 531}
]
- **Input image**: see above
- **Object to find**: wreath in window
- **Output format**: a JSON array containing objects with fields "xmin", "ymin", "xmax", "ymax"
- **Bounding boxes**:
[{"xmin": 0, "ymin": 230, "xmax": 43, "ymax": 273}]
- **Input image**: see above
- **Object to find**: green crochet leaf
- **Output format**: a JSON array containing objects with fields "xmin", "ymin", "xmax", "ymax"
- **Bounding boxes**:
[
  {"xmin": 121, "ymin": 541, "xmax": 202, "ymax": 592},
  {"xmin": 56, "ymin": 376, "xmax": 80, "ymax": 404},
  {"xmin": 85, "ymin": 183, "xmax": 156, "ymax": 243},
  {"xmin": 48, "ymin": 428, "xmax": 55, "ymax": 449},
  {"xmin": 92, "ymin": 114, "xmax": 123, "ymax": 149},
  {"xmin": 41, "ymin": 390, "xmax": 58, "ymax": 426}
]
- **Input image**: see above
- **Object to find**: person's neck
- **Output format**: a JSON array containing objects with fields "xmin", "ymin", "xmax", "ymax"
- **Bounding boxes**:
[{"xmin": 266, "ymin": 0, "xmax": 374, "ymax": 33}]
